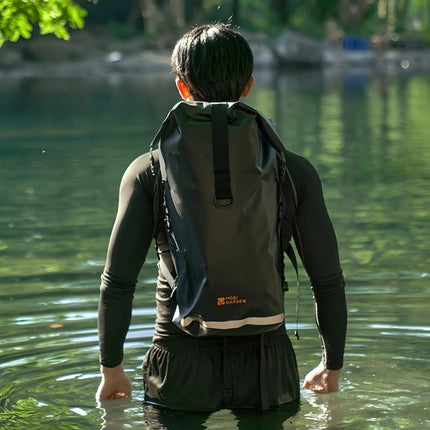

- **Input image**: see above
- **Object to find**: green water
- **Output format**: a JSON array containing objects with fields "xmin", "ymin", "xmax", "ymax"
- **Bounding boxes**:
[{"xmin": 0, "ymin": 69, "xmax": 429, "ymax": 429}]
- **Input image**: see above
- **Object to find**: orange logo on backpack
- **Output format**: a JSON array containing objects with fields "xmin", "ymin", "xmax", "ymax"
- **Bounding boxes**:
[{"xmin": 217, "ymin": 296, "xmax": 246, "ymax": 306}]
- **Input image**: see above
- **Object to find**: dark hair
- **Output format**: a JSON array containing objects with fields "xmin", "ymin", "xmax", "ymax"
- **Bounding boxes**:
[{"xmin": 171, "ymin": 24, "xmax": 254, "ymax": 102}]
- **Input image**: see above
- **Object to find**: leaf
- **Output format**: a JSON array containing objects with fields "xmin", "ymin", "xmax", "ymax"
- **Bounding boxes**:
[
  {"xmin": 15, "ymin": 12, "xmax": 33, "ymax": 39},
  {"xmin": 53, "ymin": 24, "xmax": 70, "ymax": 40},
  {"xmin": 0, "ymin": 0, "xmax": 88, "ymax": 43},
  {"xmin": 67, "ymin": 3, "xmax": 87, "ymax": 29}
]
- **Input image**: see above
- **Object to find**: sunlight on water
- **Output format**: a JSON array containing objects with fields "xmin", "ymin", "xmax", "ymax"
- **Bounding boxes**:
[{"xmin": 1, "ymin": 70, "xmax": 429, "ymax": 429}]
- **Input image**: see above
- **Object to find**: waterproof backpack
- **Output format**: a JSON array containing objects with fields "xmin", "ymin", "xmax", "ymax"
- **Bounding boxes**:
[{"xmin": 150, "ymin": 101, "xmax": 297, "ymax": 337}]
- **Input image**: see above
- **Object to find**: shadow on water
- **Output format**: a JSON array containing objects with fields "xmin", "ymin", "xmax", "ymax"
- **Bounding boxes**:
[
  {"xmin": 98, "ymin": 392, "xmax": 349, "ymax": 429},
  {"xmin": 97, "ymin": 399, "xmax": 302, "ymax": 430}
]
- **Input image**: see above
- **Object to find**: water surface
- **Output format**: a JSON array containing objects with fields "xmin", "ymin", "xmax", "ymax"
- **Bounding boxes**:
[{"xmin": 0, "ymin": 69, "xmax": 429, "ymax": 429}]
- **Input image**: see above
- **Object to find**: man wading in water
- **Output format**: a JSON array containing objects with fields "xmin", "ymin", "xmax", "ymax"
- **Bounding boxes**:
[{"xmin": 96, "ymin": 23, "xmax": 347, "ymax": 416}]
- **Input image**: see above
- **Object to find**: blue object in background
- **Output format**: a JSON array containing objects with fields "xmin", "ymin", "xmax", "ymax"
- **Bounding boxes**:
[{"xmin": 343, "ymin": 36, "xmax": 370, "ymax": 51}]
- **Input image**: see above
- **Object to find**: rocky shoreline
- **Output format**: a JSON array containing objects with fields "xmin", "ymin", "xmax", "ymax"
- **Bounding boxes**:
[{"xmin": 1, "ymin": 30, "xmax": 430, "ymax": 78}]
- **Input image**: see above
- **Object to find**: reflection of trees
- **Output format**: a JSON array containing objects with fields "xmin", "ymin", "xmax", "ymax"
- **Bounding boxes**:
[
  {"xmin": 0, "ymin": 75, "xmax": 179, "ymax": 276},
  {"xmin": 261, "ymin": 69, "xmax": 430, "ymax": 276},
  {"xmin": 1, "ymin": 69, "xmax": 428, "ymax": 277}
]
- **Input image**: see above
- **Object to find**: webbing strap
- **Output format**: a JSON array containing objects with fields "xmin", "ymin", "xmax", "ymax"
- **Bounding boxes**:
[
  {"xmin": 158, "ymin": 254, "xmax": 175, "ymax": 287},
  {"xmin": 259, "ymin": 333, "xmax": 270, "ymax": 410},
  {"xmin": 286, "ymin": 244, "xmax": 300, "ymax": 340},
  {"xmin": 222, "ymin": 337, "xmax": 233, "ymax": 404},
  {"xmin": 284, "ymin": 162, "xmax": 301, "ymax": 341},
  {"xmin": 211, "ymin": 103, "xmax": 232, "ymax": 207}
]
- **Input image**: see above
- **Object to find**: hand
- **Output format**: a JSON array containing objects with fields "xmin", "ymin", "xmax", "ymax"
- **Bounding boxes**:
[
  {"xmin": 96, "ymin": 363, "xmax": 132, "ymax": 400},
  {"xmin": 302, "ymin": 362, "xmax": 342, "ymax": 394}
]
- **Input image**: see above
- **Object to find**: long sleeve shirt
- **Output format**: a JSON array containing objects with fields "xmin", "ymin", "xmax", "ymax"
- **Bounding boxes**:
[{"xmin": 98, "ymin": 148, "xmax": 347, "ymax": 370}]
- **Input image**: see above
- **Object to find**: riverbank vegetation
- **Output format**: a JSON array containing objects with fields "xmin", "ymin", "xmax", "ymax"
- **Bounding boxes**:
[{"xmin": 1, "ymin": 0, "xmax": 430, "ymax": 49}]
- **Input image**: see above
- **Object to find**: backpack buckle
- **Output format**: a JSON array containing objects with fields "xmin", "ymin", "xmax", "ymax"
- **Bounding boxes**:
[{"xmin": 214, "ymin": 197, "xmax": 233, "ymax": 208}]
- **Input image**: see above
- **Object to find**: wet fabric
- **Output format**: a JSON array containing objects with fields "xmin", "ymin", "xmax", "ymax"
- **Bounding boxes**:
[
  {"xmin": 142, "ymin": 327, "xmax": 299, "ymax": 411},
  {"xmin": 143, "ymin": 400, "xmax": 301, "ymax": 430}
]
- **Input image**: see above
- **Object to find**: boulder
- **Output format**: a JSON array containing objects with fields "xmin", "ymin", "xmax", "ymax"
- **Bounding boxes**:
[
  {"xmin": 272, "ymin": 31, "xmax": 324, "ymax": 66},
  {"xmin": 246, "ymin": 32, "xmax": 277, "ymax": 69}
]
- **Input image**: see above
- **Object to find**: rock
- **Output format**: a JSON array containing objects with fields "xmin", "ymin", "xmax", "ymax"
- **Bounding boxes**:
[
  {"xmin": 105, "ymin": 51, "xmax": 123, "ymax": 63},
  {"xmin": 0, "ymin": 47, "xmax": 24, "ymax": 67},
  {"xmin": 323, "ymin": 48, "xmax": 374, "ymax": 67},
  {"xmin": 19, "ymin": 32, "xmax": 96, "ymax": 62},
  {"xmin": 247, "ymin": 33, "xmax": 277, "ymax": 69},
  {"xmin": 322, "ymin": 46, "xmax": 430, "ymax": 73},
  {"xmin": 272, "ymin": 31, "xmax": 324, "ymax": 66}
]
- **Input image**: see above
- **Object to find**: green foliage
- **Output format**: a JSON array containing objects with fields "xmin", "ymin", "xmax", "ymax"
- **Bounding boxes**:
[
  {"xmin": 420, "ymin": 25, "xmax": 430, "ymax": 45},
  {"xmin": 1, "ymin": 0, "xmax": 430, "ymax": 48},
  {"xmin": 287, "ymin": 1, "xmax": 327, "ymax": 39},
  {"xmin": 240, "ymin": 2, "xmax": 283, "ymax": 35},
  {"xmin": 107, "ymin": 21, "xmax": 139, "ymax": 40},
  {"xmin": 0, "ymin": 0, "xmax": 89, "ymax": 47},
  {"xmin": 308, "ymin": 0, "xmax": 340, "ymax": 21}
]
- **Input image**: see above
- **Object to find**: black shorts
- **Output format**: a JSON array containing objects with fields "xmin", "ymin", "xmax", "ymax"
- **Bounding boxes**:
[{"xmin": 142, "ymin": 328, "xmax": 300, "ymax": 411}]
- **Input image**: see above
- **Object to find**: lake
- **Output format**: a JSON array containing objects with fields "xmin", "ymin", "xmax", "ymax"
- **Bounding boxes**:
[{"xmin": 0, "ymin": 66, "xmax": 429, "ymax": 429}]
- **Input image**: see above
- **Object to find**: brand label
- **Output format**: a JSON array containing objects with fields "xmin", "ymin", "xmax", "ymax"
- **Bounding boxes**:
[{"xmin": 217, "ymin": 295, "xmax": 247, "ymax": 306}]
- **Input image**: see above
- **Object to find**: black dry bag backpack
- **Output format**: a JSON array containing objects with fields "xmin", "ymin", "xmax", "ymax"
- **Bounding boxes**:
[{"xmin": 150, "ymin": 101, "xmax": 296, "ymax": 337}]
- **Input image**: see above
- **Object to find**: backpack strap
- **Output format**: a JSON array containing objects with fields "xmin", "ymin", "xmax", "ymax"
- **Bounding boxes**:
[
  {"xmin": 149, "ymin": 125, "xmax": 165, "ymax": 243},
  {"xmin": 281, "ymin": 159, "xmax": 302, "ymax": 340},
  {"xmin": 149, "ymin": 110, "xmax": 174, "ymax": 250},
  {"xmin": 211, "ymin": 103, "xmax": 233, "ymax": 207},
  {"xmin": 149, "ymin": 115, "xmax": 168, "ymax": 177},
  {"xmin": 253, "ymin": 110, "xmax": 303, "ymax": 340}
]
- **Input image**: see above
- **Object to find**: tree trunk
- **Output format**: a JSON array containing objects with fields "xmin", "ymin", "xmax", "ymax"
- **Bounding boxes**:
[
  {"xmin": 184, "ymin": 0, "xmax": 201, "ymax": 23},
  {"xmin": 271, "ymin": 0, "xmax": 290, "ymax": 24},
  {"xmin": 231, "ymin": 0, "xmax": 240, "ymax": 25},
  {"xmin": 339, "ymin": 0, "xmax": 368, "ymax": 27},
  {"xmin": 169, "ymin": 0, "xmax": 185, "ymax": 28},
  {"xmin": 395, "ymin": 0, "xmax": 410, "ymax": 29},
  {"xmin": 141, "ymin": 0, "xmax": 158, "ymax": 33}
]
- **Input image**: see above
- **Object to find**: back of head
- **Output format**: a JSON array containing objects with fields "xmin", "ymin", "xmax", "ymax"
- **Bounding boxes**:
[{"xmin": 171, "ymin": 24, "xmax": 254, "ymax": 102}]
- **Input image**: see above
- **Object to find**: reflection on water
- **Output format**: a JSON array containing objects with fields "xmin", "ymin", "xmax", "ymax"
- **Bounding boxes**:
[{"xmin": 0, "ymin": 70, "xmax": 429, "ymax": 429}]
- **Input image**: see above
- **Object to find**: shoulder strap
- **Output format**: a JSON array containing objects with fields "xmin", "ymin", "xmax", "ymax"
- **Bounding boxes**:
[
  {"xmin": 233, "ymin": 103, "xmax": 303, "ymax": 340},
  {"xmin": 279, "ymin": 157, "xmax": 301, "ymax": 340},
  {"xmin": 149, "ymin": 106, "xmax": 176, "ymax": 177}
]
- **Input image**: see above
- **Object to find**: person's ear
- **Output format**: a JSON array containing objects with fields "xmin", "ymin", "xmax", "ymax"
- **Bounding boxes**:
[
  {"xmin": 175, "ymin": 78, "xmax": 193, "ymax": 100},
  {"xmin": 241, "ymin": 76, "xmax": 255, "ymax": 98}
]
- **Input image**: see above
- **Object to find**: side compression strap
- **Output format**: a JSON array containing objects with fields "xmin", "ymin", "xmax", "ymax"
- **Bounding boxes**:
[
  {"xmin": 211, "ymin": 103, "xmax": 233, "ymax": 207},
  {"xmin": 283, "ymin": 160, "xmax": 301, "ymax": 341}
]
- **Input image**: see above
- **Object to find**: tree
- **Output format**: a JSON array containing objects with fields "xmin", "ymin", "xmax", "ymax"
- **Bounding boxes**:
[
  {"xmin": 0, "ymin": 0, "xmax": 88, "ymax": 47},
  {"xmin": 339, "ymin": 0, "xmax": 368, "ymax": 27},
  {"xmin": 271, "ymin": 0, "xmax": 290, "ymax": 25}
]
